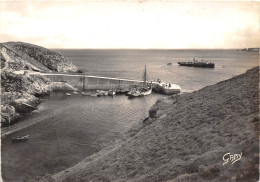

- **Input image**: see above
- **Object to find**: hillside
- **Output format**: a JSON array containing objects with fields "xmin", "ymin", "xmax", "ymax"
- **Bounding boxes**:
[
  {"xmin": 53, "ymin": 67, "xmax": 259, "ymax": 182},
  {"xmin": 1, "ymin": 42, "xmax": 79, "ymax": 127},
  {"xmin": 3, "ymin": 42, "xmax": 79, "ymax": 72}
]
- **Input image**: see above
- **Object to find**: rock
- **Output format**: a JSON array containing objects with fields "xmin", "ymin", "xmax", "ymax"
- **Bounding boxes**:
[
  {"xmin": 0, "ymin": 41, "xmax": 80, "ymax": 128},
  {"xmin": 1, "ymin": 71, "xmax": 51, "ymax": 95},
  {"xmin": 10, "ymin": 93, "xmax": 40, "ymax": 113},
  {"xmin": 1, "ymin": 105, "xmax": 19, "ymax": 126},
  {"xmin": 4, "ymin": 42, "xmax": 79, "ymax": 72}
]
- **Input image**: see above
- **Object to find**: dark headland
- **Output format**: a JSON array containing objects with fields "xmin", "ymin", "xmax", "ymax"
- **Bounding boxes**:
[
  {"xmin": 50, "ymin": 67, "xmax": 258, "ymax": 182},
  {"xmin": 1, "ymin": 42, "xmax": 79, "ymax": 128}
]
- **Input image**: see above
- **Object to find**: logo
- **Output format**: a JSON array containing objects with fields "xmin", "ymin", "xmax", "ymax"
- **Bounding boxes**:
[{"xmin": 222, "ymin": 152, "xmax": 242, "ymax": 165}]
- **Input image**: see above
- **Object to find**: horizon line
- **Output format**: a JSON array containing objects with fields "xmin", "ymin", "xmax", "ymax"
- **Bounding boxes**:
[{"xmin": 50, "ymin": 47, "xmax": 257, "ymax": 50}]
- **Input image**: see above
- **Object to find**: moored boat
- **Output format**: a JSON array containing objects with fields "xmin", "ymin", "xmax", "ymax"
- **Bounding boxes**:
[
  {"xmin": 97, "ymin": 90, "xmax": 109, "ymax": 96},
  {"xmin": 115, "ymin": 88, "xmax": 129, "ymax": 94},
  {"xmin": 89, "ymin": 92, "xmax": 98, "ymax": 97},
  {"xmin": 108, "ymin": 90, "xmax": 116, "ymax": 96},
  {"xmin": 66, "ymin": 93, "xmax": 71, "ymax": 96},
  {"xmin": 82, "ymin": 92, "xmax": 90, "ymax": 96},
  {"xmin": 127, "ymin": 65, "xmax": 152, "ymax": 97}
]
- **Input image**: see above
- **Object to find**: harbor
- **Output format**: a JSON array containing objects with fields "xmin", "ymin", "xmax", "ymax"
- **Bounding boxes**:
[
  {"xmin": 1, "ymin": 1, "xmax": 259, "ymax": 181},
  {"xmin": 1, "ymin": 42, "xmax": 259, "ymax": 182},
  {"xmin": 27, "ymin": 71, "xmax": 181, "ymax": 95}
]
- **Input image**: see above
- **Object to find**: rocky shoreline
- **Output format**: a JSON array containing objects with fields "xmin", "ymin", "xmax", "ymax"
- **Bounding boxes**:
[
  {"xmin": 1, "ymin": 42, "xmax": 79, "ymax": 127},
  {"xmin": 52, "ymin": 67, "xmax": 259, "ymax": 182}
]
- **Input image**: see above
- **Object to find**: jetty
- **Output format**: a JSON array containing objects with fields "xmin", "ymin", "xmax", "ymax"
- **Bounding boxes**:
[{"xmin": 17, "ymin": 71, "xmax": 153, "ymax": 91}]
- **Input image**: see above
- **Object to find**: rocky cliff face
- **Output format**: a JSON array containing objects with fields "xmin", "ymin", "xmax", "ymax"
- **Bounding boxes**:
[
  {"xmin": 4, "ymin": 42, "xmax": 79, "ymax": 72},
  {"xmin": 53, "ymin": 67, "xmax": 259, "ymax": 182},
  {"xmin": 0, "ymin": 42, "xmax": 79, "ymax": 127}
]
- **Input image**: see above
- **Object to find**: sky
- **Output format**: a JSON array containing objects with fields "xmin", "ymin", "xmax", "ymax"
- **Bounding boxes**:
[{"xmin": 0, "ymin": 1, "xmax": 259, "ymax": 49}]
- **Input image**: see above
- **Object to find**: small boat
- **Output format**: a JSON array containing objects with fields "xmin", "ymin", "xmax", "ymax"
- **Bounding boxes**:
[
  {"xmin": 89, "ymin": 92, "xmax": 98, "ymax": 97},
  {"xmin": 116, "ymin": 88, "xmax": 130, "ymax": 94},
  {"xmin": 108, "ymin": 90, "xmax": 116, "ymax": 96},
  {"xmin": 178, "ymin": 58, "xmax": 214, "ymax": 68},
  {"xmin": 167, "ymin": 63, "xmax": 172, "ymax": 65},
  {"xmin": 97, "ymin": 90, "xmax": 108, "ymax": 96},
  {"xmin": 127, "ymin": 86, "xmax": 152, "ymax": 97},
  {"xmin": 66, "ymin": 93, "xmax": 71, "ymax": 96},
  {"xmin": 12, "ymin": 135, "xmax": 29, "ymax": 143},
  {"xmin": 73, "ymin": 91, "xmax": 78, "ymax": 95},
  {"xmin": 82, "ymin": 92, "xmax": 90, "ymax": 96},
  {"xmin": 127, "ymin": 65, "xmax": 152, "ymax": 97}
]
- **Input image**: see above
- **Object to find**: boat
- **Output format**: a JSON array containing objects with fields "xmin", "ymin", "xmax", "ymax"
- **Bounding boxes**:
[
  {"xmin": 127, "ymin": 65, "xmax": 152, "ymax": 97},
  {"xmin": 178, "ymin": 58, "xmax": 214, "ymax": 68},
  {"xmin": 115, "ymin": 88, "xmax": 129, "ymax": 94},
  {"xmin": 153, "ymin": 79, "xmax": 181, "ymax": 95},
  {"xmin": 108, "ymin": 90, "xmax": 116, "ymax": 96},
  {"xmin": 167, "ymin": 63, "xmax": 172, "ymax": 65},
  {"xmin": 66, "ymin": 93, "xmax": 71, "ymax": 96},
  {"xmin": 73, "ymin": 91, "xmax": 78, "ymax": 95},
  {"xmin": 89, "ymin": 92, "xmax": 98, "ymax": 97},
  {"xmin": 12, "ymin": 135, "xmax": 29, "ymax": 143},
  {"xmin": 97, "ymin": 90, "xmax": 109, "ymax": 96},
  {"xmin": 82, "ymin": 92, "xmax": 90, "ymax": 96}
]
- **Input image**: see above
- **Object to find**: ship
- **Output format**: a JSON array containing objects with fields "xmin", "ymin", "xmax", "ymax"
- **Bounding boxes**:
[
  {"xmin": 127, "ymin": 65, "xmax": 152, "ymax": 97},
  {"xmin": 178, "ymin": 58, "xmax": 214, "ymax": 68}
]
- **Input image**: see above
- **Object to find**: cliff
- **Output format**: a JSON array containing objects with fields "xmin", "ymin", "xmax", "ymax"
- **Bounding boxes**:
[
  {"xmin": 53, "ymin": 67, "xmax": 259, "ymax": 182},
  {"xmin": 4, "ymin": 42, "xmax": 79, "ymax": 72},
  {"xmin": 0, "ymin": 42, "xmax": 79, "ymax": 127}
]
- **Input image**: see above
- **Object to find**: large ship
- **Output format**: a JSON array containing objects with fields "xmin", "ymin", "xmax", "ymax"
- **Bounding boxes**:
[
  {"xmin": 127, "ymin": 65, "xmax": 152, "ymax": 97},
  {"xmin": 178, "ymin": 58, "xmax": 214, "ymax": 68}
]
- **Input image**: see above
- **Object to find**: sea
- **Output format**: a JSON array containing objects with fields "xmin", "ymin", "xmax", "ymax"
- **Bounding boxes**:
[{"xmin": 1, "ymin": 49, "xmax": 258, "ymax": 181}]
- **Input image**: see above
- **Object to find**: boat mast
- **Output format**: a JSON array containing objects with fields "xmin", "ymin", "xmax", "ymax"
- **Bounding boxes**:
[
  {"xmin": 83, "ymin": 75, "xmax": 85, "ymax": 91},
  {"xmin": 143, "ymin": 65, "xmax": 147, "ymax": 85}
]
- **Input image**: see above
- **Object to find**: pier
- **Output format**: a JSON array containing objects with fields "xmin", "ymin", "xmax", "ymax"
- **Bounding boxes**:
[{"xmin": 28, "ymin": 71, "xmax": 148, "ymax": 91}]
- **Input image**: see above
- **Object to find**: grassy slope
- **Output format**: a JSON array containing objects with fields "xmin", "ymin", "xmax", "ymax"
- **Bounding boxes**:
[{"xmin": 53, "ymin": 67, "xmax": 259, "ymax": 182}]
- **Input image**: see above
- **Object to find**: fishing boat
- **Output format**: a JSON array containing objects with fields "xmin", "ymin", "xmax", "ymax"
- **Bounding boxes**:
[
  {"xmin": 178, "ymin": 58, "xmax": 214, "ymax": 68},
  {"xmin": 12, "ymin": 135, "xmax": 29, "ymax": 143},
  {"xmin": 115, "ymin": 88, "xmax": 129, "ymax": 94},
  {"xmin": 127, "ymin": 65, "xmax": 152, "ymax": 97},
  {"xmin": 89, "ymin": 92, "xmax": 98, "ymax": 97},
  {"xmin": 82, "ymin": 92, "xmax": 90, "ymax": 96},
  {"xmin": 97, "ymin": 90, "xmax": 109, "ymax": 96},
  {"xmin": 108, "ymin": 90, "xmax": 116, "ymax": 96}
]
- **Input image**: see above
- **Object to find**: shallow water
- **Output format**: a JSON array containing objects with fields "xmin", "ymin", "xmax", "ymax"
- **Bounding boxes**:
[{"xmin": 1, "ymin": 49, "xmax": 258, "ymax": 181}]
